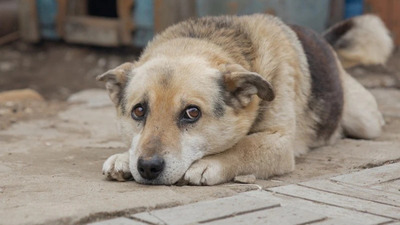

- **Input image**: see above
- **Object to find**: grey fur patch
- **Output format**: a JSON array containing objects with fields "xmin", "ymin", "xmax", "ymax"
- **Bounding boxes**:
[
  {"xmin": 161, "ymin": 16, "xmax": 256, "ymax": 67},
  {"xmin": 118, "ymin": 85, "xmax": 127, "ymax": 115},
  {"xmin": 118, "ymin": 74, "xmax": 133, "ymax": 116},
  {"xmin": 323, "ymin": 19, "xmax": 354, "ymax": 50},
  {"xmin": 291, "ymin": 25, "xmax": 344, "ymax": 140},
  {"xmin": 217, "ymin": 76, "xmax": 240, "ymax": 109},
  {"xmin": 213, "ymin": 102, "xmax": 225, "ymax": 118},
  {"xmin": 158, "ymin": 67, "xmax": 174, "ymax": 87},
  {"xmin": 248, "ymin": 100, "xmax": 269, "ymax": 134},
  {"xmin": 212, "ymin": 77, "xmax": 226, "ymax": 118}
]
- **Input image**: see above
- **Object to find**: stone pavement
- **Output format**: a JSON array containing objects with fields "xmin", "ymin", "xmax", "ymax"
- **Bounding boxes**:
[
  {"xmin": 0, "ymin": 88, "xmax": 399, "ymax": 225},
  {"xmin": 91, "ymin": 162, "xmax": 400, "ymax": 225}
]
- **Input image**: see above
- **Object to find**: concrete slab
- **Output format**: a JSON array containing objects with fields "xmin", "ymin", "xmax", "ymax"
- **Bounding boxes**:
[
  {"xmin": 88, "ymin": 218, "xmax": 146, "ymax": 225},
  {"xmin": 300, "ymin": 179, "xmax": 400, "ymax": 206},
  {"xmin": 132, "ymin": 193, "xmax": 280, "ymax": 225},
  {"xmin": 244, "ymin": 191, "xmax": 388, "ymax": 225},
  {"xmin": 130, "ymin": 171, "xmax": 400, "ymax": 225},
  {"xmin": 203, "ymin": 206, "xmax": 326, "ymax": 225},
  {"xmin": 269, "ymin": 185, "xmax": 400, "ymax": 219},
  {"xmin": 330, "ymin": 163, "xmax": 400, "ymax": 186},
  {"xmin": 1, "ymin": 88, "xmax": 400, "ymax": 225}
]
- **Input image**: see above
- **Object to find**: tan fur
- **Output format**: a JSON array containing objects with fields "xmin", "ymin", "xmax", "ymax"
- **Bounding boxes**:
[{"xmin": 98, "ymin": 14, "xmax": 386, "ymax": 185}]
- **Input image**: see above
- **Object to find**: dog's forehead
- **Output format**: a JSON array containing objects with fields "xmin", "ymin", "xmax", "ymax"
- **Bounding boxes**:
[{"xmin": 126, "ymin": 57, "xmax": 220, "ymax": 103}]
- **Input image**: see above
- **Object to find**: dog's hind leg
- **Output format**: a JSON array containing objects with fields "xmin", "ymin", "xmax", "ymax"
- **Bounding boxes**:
[{"xmin": 341, "ymin": 69, "xmax": 384, "ymax": 139}]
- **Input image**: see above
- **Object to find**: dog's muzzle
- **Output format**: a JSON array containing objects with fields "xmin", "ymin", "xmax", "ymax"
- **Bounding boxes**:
[{"xmin": 137, "ymin": 155, "xmax": 165, "ymax": 180}]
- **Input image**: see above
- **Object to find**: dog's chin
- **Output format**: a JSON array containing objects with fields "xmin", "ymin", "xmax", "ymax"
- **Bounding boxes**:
[
  {"xmin": 129, "ymin": 152, "xmax": 196, "ymax": 185},
  {"xmin": 129, "ymin": 160, "xmax": 189, "ymax": 185},
  {"xmin": 131, "ymin": 171, "xmax": 184, "ymax": 185}
]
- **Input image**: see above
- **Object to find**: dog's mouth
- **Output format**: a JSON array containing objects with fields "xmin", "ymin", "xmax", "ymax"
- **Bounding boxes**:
[{"xmin": 174, "ymin": 176, "xmax": 189, "ymax": 186}]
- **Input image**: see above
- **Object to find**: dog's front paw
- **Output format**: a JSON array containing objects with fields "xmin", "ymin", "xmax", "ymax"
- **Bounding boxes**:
[
  {"xmin": 102, "ymin": 153, "xmax": 132, "ymax": 181},
  {"xmin": 183, "ymin": 159, "xmax": 229, "ymax": 185}
]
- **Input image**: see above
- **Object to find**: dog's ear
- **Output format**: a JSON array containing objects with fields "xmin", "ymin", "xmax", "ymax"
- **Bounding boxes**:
[
  {"xmin": 96, "ymin": 62, "xmax": 134, "ymax": 105},
  {"xmin": 221, "ymin": 64, "xmax": 275, "ymax": 107}
]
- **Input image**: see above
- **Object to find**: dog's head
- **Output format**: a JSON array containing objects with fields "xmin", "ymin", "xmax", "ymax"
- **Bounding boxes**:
[{"xmin": 97, "ymin": 56, "xmax": 274, "ymax": 184}]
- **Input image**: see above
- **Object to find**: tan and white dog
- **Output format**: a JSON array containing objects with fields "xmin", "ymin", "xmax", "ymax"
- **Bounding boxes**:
[{"xmin": 98, "ymin": 14, "xmax": 392, "ymax": 185}]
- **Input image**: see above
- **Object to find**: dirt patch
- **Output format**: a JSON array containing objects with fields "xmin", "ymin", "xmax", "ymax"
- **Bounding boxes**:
[
  {"xmin": 0, "ymin": 41, "xmax": 141, "ymax": 100},
  {"xmin": 0, "ymin": 41, "xmax": 141, "ymax": 130},
  {"xmin": 0, "ymin": 100, "xmax": 68, "ymax": 130}
]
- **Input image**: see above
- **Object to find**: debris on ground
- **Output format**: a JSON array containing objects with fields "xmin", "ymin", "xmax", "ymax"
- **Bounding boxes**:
[{"xmin": 234, "ymin": 175, "xmax": 257, "ymax": 184}]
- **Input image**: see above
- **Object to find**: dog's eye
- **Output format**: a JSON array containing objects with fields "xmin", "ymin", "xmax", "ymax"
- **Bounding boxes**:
[
  {"xmin": 131, "ymin": 104, "xmax": 146, "ymax": 120},
  {"xmin": 182, "ymin": 106, "xmax": 201, "ymax": 122}
]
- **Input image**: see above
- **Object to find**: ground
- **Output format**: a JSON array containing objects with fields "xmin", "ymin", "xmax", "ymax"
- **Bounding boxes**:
[{"xmin": 0, "ymin": 42, "xmax": 399, "ymax": 225}]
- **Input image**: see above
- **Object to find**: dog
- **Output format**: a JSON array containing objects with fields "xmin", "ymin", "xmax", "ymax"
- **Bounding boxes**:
[{"xmin": 97, "ymin": 14, "xmax": 392, "ymax": 185}]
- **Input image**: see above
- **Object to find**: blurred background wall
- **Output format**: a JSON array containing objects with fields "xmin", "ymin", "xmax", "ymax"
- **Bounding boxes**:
[{"xmin": 0, "ymin": 0, "xmax": 399, "ymax": 47}]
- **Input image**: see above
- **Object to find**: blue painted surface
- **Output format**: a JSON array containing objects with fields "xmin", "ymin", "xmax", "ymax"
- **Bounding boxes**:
[
  {"xmin": 133, "ymin": 0, "xmax": 331, "ymax": 47},
  {"xmin": 345, "ymin": 0, "xmax": 363, "ymax": 18},
  {"xmin": 34, "ymin": 0, "xmax": 334, "ymax": 46},
  {"xmin": 196, "ymin": 0, "xmax": 331, "ymax": 32},
  {"xmin": 36, "ymin": 0, "xmax": 59, "ymax": 39},
  {"xmin": 133, "ymin": 0, "xmax": 154, "ymax": 46}
]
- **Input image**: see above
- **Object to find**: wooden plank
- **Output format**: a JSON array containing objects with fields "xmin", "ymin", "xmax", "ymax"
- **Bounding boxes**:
[
  {"xmin": 0, "ymin": 32, "xmax": 19, "ymax": 46},
  {"xmin": 300, "ymin": 179, "xmax": 400, "ymax": 207},
  {"xmin": 67, "ymin": 0, "xmax": 88, "ymax": 16},
  {"xmin": 18, "ymin": 0, "xmax": 40, "ymax": 42},
  {"xmin": 153, "ymin": 0, "xmax": 197, "ymax": 33},
  {"xmin": 365, "ymin": 0, "xmax": 389, "ymax": 24},
  {"xmin": 269, "ymin": 185, "xmax": 400, "ymax": 219},
  {"xmin": 244, "ymin": 191, "xmax": 389, "ymax": 224},
  {"xmin": 203, "ymin": 206, "xmax": 326, "ymax": 225},
  {"xmin": 365, "ymin": 0, "xmax": 400, "ymax": 46},
  {"xmin": 391, "ymin": 0, "xmax": 400, "ymax": 45},
  {"xmin": 327, "ymin": 0, "xmax": 344, "ymax": 27},
  {"xmin": 117, "ymin": 0, "xmax": 134, "ymax": 45},
  {"xmin": 56, "ymin": 0, "xmax": 68, "ymax": 38},
  {"xmin": 64, "ymin": 16, "xmax": 120, "ymax": 46},
  {"xmin": 331, "ymin": 163, "xmax": 400, "ymax": 186},
  {"xmin": 131, "ymin": 193, "xmax": 280, "ymax": 225}
]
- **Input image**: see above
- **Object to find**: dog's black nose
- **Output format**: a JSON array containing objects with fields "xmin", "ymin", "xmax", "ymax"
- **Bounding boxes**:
[{"xmin": 137, "ymin": 155, "xmax": 165, "ymax": 180}]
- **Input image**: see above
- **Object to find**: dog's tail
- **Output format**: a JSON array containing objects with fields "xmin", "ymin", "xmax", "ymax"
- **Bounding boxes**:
[{"xmin": 323, "ymin": 14, "xmax": 394, "ymax": 69}]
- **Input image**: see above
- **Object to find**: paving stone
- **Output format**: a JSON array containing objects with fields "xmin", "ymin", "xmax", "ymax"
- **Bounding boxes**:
[
  {"xmin": 370, "ymin": 179, "xmax": 400, "ymax": 194},
  {"xmin": 132, "ymin": 193, "xmax": 280, "ymax": 225},
  {"xmin": 243, "ymin": 191, "xmax": 389, "ymax": 225},
  {"xmin": 88, "ymin": 217, "xmax": 146, "ymax": 225},
  {"xmin": 309, "ymin": 218, "xmax": 364, "ymax": 225},
  {"xmin": 203, "ymin": 206, "xmax": 325, "ymax": 225},
  {"xmin": 269, "ymin": 184, "xmax": 400, "ymax": 219},
  {"xmin": 331, "ymin": 163, "xmax": 400, "ymax": 186},
  {"xmin": 300, "ymin": 179, "xmax": 400, "ymax": 206}
]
